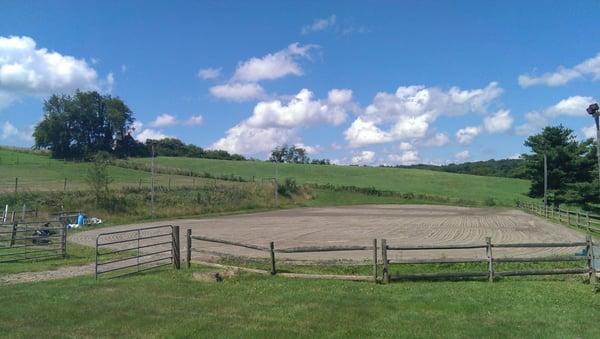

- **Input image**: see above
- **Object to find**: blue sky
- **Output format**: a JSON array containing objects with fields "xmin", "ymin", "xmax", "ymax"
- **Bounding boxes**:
[{"xmin": 1, "ymin": 1, "xmax": 600, "ymax": 165}]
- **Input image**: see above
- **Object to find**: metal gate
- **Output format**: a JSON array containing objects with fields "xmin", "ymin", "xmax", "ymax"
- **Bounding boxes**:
[
  {"xmin": 0, "ymin": 221, "xmax": 66, "ymax": 263},
  {"xmin": 95, "ymin": 225, "xmax": 180, "ymax": 278}
]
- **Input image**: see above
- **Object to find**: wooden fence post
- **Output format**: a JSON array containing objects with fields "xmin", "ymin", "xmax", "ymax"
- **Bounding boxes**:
[
  {"xmin": 567, "ymin": 210, "xmax": 571, "ymax": 225},
  {"xmin": 382, "ymin": 239, "xmax": 389, "ymax": 284},
  {"xmin": 14, "ymin": 177, "xmax": 18, "ymax": 195},
  {"xmin": 372, "ymin": 238, "xmax": 378, "ymax": 283},
  {"xmin": 586, "ymin": 235, "xmax": 597, "ymax": 284},
  {"xmin": 10, "ymin": 222, "xmax": 17, "ymax": 247},
  {"xmin": 558, "ymin": 209, "xmax": 562, "ymax": 222},
  {"xmin": 587, "ymin": 212, "xmax": 591, "ymax": 232},
  {"xmin": 63, "ymin": 178, "xmax": 67, "ymax": 191},
  {"xmin": 269, "ymin": 242, "xmax": 276, "ymax": 275},
  {"xmin": 172, "ymin": 226, "xmax": 181, "ymax": 269},
  {"xmin": 186, "ymin": 229, "xmax": 192, "ymax": 269},
  {"xmin": 577, "ymin": 211, "xmax": 580, "ymax": 228},
  {"xmin": 61, "ymin": 224, "xmax": 67, "ymax": 257},
  {"xmin": 486, "ymin": 237, "xmax": 494, "ymax": 283}
]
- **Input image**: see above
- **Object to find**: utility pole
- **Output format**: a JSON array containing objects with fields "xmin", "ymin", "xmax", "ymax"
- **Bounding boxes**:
[
  {"xmin": 274, "ymin": 159, "xmax": 279, "ymax": 208},
  {"xmin": 586, "ymin": 103, "xmax": 600, "ymax": 190},
  {"xmin": 151, "ymin": 142, "xmax": 155, "ymax": 218},
  {"xmin": 544, "ymin": 151, "xmax": 548, "ymax": 215}
]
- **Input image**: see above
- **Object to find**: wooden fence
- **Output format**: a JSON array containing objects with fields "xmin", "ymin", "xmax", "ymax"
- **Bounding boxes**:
[
  {"xmin": 187, "ymin": 231, "xmax": 597, "ymax": 284},
  {"xmin": 517, "ymin": 201, "xmax": 600, "ymax": 233}
]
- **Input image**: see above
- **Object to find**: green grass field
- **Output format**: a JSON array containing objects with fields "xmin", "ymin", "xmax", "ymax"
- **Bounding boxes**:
[
  {"xmin": 128, "ymin": 156, "xmax": 533, "ymax": 206},
  {"xmin": 0, "ymin": 148, "xmax": 202, "ymax": 192},
  {"xmin": 1, "ymin": 269, "xmax": 598, "ymax": 338}
]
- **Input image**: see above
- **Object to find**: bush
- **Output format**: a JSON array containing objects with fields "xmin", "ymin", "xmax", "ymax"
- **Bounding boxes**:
[{"xmin": 278, "ymin": 178, "xmax": 299, "ymax": 197}]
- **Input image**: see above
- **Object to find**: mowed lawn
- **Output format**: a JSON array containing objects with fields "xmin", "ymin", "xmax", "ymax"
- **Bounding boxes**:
[
  {"xmin": 130, "ymin": 156, "xmax": 532, "ymax": 206},
  {"xmin": 0, "ymin": 149, "xmax": 199, "ymax": 192},
  {"xmin": 0, "ymin": 269, "xmax": 598, "ymax": 338}
]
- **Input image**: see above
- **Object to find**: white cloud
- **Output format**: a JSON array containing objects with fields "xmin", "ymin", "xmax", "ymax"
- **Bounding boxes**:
[
  {"xmin": 344, "ymin": 117, "xmax": 392, "ymax": 147},
  {"xmin": 1, "ymin": 121, "xmax": 18, "ymax": 139},
  {"xmin": 185, "ymin": 115, "xmax": 203, "ymax": 126},
  {"xmin": 515, "ymin": 96, "xmax": 596, "ymax": 136},
  {"xmin": 121, "ymin": 64, "xmax": 127, "ymax": 73},
  {"xmin": 213, "ymin": 88, "xmax": 355, "ymax": 155},
  {"xmin": 209, "ymin": 83, "xmax": 265, "ymax": 102},
  {"xmin": 135, "ymin": 129, "xmax": 170, "ymax": 142},
  {"xmin": 483, "ymin": 109, "xmax": 513, "ymax": 133},
  {"xmin": 212, "ymin": 122, "xmax": 297, "ymax": 155},
  {"xmin": 1, "ymin": 121, "xmax": 35, "ymax": 142},
  {"xmin": 0, "ymin": 35, "xmax": 111, "ymax": 110},
  {"xmin": 508, "ymin": 153, "xmax": 522, "ymax": 160},
  {"xmin": 388, "ymin": 142, "xmax": 420, "ymax": 165},
  {"xmin": 582, "ymin": 125, "xmax": 596, "ymax": 139},
  {"xmin": 198, "ymin": 67, "xmax": 221, "ymax": 80},
  {"xmin": 344, "ymin": 82, "xmax": 501, "ymax": 147},
  {"xmin": 301, "ymin": 15, "xmax": 336, "ymax": 34},
  {"xmin": 456, "ymin": 126, "xmax": 481, "ymax": 145},
  {"xmin": 247, "ymin": 88, "xmax": 350, "ymax": 128},
  {"xmin": 351, "ymin": 150, "xmax": 375, "ymax": 165},
  {"xmin": 455, "ymin": 150, "xmax": 470, "ymax": 162},
  {"xmin": 422, "ymin": 132, "xmax": 449, "ymax": 147},
  {"xmin": 294, "ymin": 142, "xmax": 321, "ymax": 155},
  {"xmin": 232, "ymin": 43, "xmax": 317, "ymax": 82},
  {"xmin": 519, "ymin": 53, "xmax": 600, "ymax": 87},
  {"xmin": 515, "ymin": 111, "xmax": 548, "ymax": 136},
  {"xmin": 150, "ymin": 113, "xmax": 178, "ymax": 128},
  {"xmin": 544, "ymin": 96, "xmax": 594, "ymax": 117}
]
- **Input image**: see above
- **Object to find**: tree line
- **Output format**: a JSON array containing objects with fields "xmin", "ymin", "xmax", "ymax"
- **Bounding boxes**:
[{"xmin": 33, "ymin": 91, "xmax": 245, "ymax": 161}]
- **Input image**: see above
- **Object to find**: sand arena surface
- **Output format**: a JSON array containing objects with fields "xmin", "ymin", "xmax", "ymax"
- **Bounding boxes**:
[{"xmin": 71, "ymin": 205, "xmax": 588, "ymax": 263}]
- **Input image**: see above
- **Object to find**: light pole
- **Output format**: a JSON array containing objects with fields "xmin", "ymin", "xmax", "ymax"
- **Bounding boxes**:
[
  {"xmin": 151, "ymin": 141, "xmax": 156, "ymax": 218},
  {"xmin": 586, "ymin": 103, "xmax": 600, "ymax": 189}
]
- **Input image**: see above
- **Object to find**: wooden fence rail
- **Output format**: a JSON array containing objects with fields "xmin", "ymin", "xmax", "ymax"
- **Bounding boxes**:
[
  {"xmin": 188, "ymin": 231, "xmax": 598, "ymax": 284},
  {"xmin": 517, "ymin": 201, "xmax": 600, "ymax": 233}
]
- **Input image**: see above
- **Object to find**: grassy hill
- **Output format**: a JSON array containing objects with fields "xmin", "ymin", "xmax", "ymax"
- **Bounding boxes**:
[
  {"xmin": 0, "ymin": 147, "xmax": 535, "ymax": 206},
  {"xmin": 0, "ymin": 148, "xmax": 199, "ymax": 192},
  {"xmin": 127, "ymin": 156, "xmax": 533, "ymax": 206}
]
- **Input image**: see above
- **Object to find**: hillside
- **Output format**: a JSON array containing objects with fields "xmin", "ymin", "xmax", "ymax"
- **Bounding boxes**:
[
  {"xmin": 127, "ymin": 156, "xmax": 533, "ymax": 206},
  {"xmin": 0, "ymin": 148, "xmax": 200, "ymax": 192},
  {"xmin": 399, "ymin": 159, "xmax": 526, "ymax": 179}
]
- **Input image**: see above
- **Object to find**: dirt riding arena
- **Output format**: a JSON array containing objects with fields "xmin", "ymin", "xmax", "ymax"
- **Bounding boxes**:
[{"xmin": 71, "ymin": 205, "xmax": 587, "ymax": 263}]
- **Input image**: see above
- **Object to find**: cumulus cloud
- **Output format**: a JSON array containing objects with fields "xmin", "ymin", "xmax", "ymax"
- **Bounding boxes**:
[
  {"xmin": 294, "ymin": 142, "xmax": 321, "ymax": 155},
  {"xmin": 455, "ymin": 150, "xmax": 470, "ymax": 162},
  {"xmin": 148, "ymin": 114, "xmax": 204, "ymax": 128},
  {"xmin": 0, "ymin": 35, "xmax": 111, "ymax": 110},
  {"xmin": 213, "ymin": 88, "xmax": 355, "ymax": 155},
  {"xmin": 185, "ymin": 115, "xmax": 204, "ymax": 126},
  {"xmin": 1, "ymin": 121, "xmax": 35, "ymax": 142},
  {"xmin": 135, "ymin": 129, "xmax": 170, "ymax": 142},
  {"xmin": 247, "ymin": 88, "xmax": 351, "ymax": 128},
  {"xmin": 344, "ymin": 82, "xmax": 502, "ymax": 147},
  {"xmin": 483, "ymin": 109, "xmax": 513, "ymax": 133},
  {"xmin": 421, "ymin": 132, "xmax": 449, "ymax": 147},
  {"xmin": 351, "ymin": 150, "xmax": 375, "ymax": 165},
  {"xmin": 198, "ymin": 67, "xmax": 221, "ymax": 80},
  {"xmin": 544, "ymin": 96, "xmax": 594, "ymax": 117},
  {"xmin": 232, "ymin": 43, "xmax": 317, "ymax": 83},
  {"xmin": 456, "ymin": 126, "xmax": 481, "ymax": 145},
  {"xmin": 582, "ymin": 125, "xmax": 596, "ymax": 139},
  {"xmin": 209, "ymin": 83, "xmax": 265, "ymax": 102},
  {"xmin": 150, "ymin": 113, "xmax": 178, "ymax": 128},
  {"xmin": 301, "ymin": 15, "xmax": 336, "ymax": 34},
  {"xmin": 1, "ymin": 121, "xmax": 18, "ymax": 139},
  {"xmin": 515, "ymin": 96, "xmax": 596, "ymax": 136},
  {"xmin": 212, "ymin": 122, "xmax": 297, "ymax": 155},
  {"xmin": 344, "ymin": 117, "xmax": 392, "ymax": 147},
  {"xmin": 519, "ymin": 53, "xmax": 600, "ymax": 87},
  {"xmin": 387, "ymin": 142, "xmax": 420, "ymax": 165}
]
